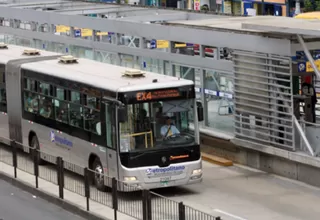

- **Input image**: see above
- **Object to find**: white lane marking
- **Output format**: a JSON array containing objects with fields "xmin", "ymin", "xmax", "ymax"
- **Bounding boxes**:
[{"xmin": 214, "ymin": 209, "xmax": 248, "ymax": 220}]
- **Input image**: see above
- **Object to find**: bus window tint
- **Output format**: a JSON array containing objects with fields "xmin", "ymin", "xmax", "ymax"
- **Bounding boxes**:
[
  {"xmin": 25, "ymin": 78, "xmax": 37, "ymax": 92},
  {"xmin": 39, "ymin": 96, "xmax": 53, "ymax": 119},
  {"xmin": 24, "ymin": 92, "xmax": 38, "ymax": 113},
  {"xmin": 70, "ymin": 103, "xmax": 83, "ymax": 128},
  {"xmin": 105, "ymin": 103, "xmax": 114, "ymax": 148},
  {"xmin": 55, "ymin": 99, "xmax": 69, "ymax": 123},
  {"xmin": 84, "ymin": 107, "xmax": 101, "ymax": 135},
  {"xmin": 0, "ymin": 87, "xmax": 6, "ymax": 113},
  {"xmin": 39, "ymin": 82, "xmax": 52, "ymax": 96},
  {"xmin": 86, "ymin": 95, "xmax": 100, "ymax": 110},
  {"xmin": 0, "ymin": 68, "xmax": 6, "ymax": 113},
  {"xmin": 56, "ymin": 87, "xmax": 66, "ymax": 100},
  {"xmin": 71, "ymin": 91, "xmax": 80, "ymax": 104}
]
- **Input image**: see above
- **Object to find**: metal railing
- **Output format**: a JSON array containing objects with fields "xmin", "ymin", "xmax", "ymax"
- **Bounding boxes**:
[
  {"xmin": 297, "ymin": 118, "xmax": 320, "ymax": 157},
  {"xmin": 0, "ymin": 140, "xmax": 221, "ymax": 220}
]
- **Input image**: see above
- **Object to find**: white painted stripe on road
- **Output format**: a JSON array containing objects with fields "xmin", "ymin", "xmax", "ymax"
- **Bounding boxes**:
[{"xmin": 214, "ymin": 209, "xmax": 248, "ymax": 220}]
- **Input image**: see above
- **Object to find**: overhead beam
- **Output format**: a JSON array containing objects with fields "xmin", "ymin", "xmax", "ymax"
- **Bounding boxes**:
[
  {"xmin": 7, "ymin": 1, "xmax": 89, "ymax": 9},
  {"xmin": 0, "ymin": 7, "xmax": 291, "ymax": 55},
  {"xmin": 54, "ymin": 5, "xmax": 123, "ymax": 14},
  {"xmin": 0, "ymin": 26, "xmax": 233, "ymax": 72},
  {"xmin": 113, "ymin": 8, "xmax": 180, "ymax": 17},
  {"xmin": 117, "ymin": 13, "xmax": 188, "ymax": 22}
]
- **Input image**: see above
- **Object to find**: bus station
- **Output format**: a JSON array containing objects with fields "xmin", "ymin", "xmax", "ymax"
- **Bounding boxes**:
[{"xmin": 2, "ymin": 0, "xmax": 320, "ymax": 219}]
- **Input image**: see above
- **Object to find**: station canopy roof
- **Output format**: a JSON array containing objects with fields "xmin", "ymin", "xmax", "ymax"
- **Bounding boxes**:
[
  {"xmin": 167, "ymin": 15, "xmax": 320, "ymax": 37},
  {"xmin": 2, "ymin": 0, "xmax": 235, "ymax": 23}
]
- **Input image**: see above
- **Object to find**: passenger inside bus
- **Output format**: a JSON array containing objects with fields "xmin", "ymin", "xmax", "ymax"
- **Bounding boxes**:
[
  {"xmin": 40, "ymin": 102, "xmax": 52, "ymax": 118},
  {"xmin": 160, "ymin": 116, "xmax": 180, "ymax": 139},
  {"xmin": 55, "ymin": 101, "xmax": 68, "ymax": 123},
  {"xmin": 25, "ymin": 92, "xmax": 38, "ymax": 113}
]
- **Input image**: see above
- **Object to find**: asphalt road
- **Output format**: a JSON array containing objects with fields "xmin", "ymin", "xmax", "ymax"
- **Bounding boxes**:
[{"xmin": 0, "ymin": 179, "xmax": 86, "ymax": 220}]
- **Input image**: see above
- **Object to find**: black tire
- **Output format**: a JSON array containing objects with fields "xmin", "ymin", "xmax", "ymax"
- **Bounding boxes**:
[
  {"xmin": 31, "ymin": 135, "xmax": 45, "ymax": 165},
  {"xmin": 92, "ymin": 158, "xmax": 106, "ymax": 191}
]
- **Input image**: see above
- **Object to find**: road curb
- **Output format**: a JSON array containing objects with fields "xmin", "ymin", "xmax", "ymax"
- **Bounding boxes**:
[
  {"xmin": 201, "ymin": 152, "xmax": 233, "ymax": 166},
  {"xmin": 0, "ymin": 171, "xmax": 110, "ymax": 220}
]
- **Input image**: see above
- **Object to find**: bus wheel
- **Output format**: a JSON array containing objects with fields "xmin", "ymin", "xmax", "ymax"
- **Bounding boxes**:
[
  {"xmin": 31, "ymin": 136, "xmax": 45, "ymax": 165},
  {"xmin": 92, "ymin": 158, "xmax": 106, "ymax": 191}
]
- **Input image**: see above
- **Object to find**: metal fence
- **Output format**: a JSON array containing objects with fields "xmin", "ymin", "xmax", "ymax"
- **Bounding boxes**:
[
  {"xmin": 0, "ymin": 140, "xmax": 221, "ymax": 220},
  {"xmin": 233, "ymin": 50, "xmax": 294, "ymax": 151}
]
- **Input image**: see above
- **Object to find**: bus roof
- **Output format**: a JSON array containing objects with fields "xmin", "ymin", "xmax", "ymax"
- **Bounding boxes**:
[
  {"xmin": 21, "ymin": 57, "xmax": 194, "ymax": 93},
  {"xmin": 0, "ymin": 44, "xmax": 60, "ymax": 64}
]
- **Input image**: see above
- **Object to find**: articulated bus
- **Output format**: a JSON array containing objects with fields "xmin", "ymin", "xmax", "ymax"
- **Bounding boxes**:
[{"xmin": 0, "ymin": 43, "xmax": 204, "ymax": 190}]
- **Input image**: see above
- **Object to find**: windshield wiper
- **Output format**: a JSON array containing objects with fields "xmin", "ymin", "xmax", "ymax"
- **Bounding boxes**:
[{"xmin": 129, "ymin": 150, "xmax": 157, "ymax": 160}]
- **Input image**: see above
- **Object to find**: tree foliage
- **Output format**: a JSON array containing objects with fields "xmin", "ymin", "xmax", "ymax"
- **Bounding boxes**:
[
  {"xmin": 304, "ymin": 0, "xmax": 314, "ymax": 12},
  {"xmin": 303, "ymin": 0, "xmax": 320, "ymax": 12}
]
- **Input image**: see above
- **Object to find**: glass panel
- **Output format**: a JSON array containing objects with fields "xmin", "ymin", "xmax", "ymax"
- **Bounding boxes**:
[
  {"xmin": 0, "ymin": 87, "xmax": 6, "ymax": 113},
  {"xmin": 105, "ymin": 103, "xmax": 114, "ymax": 148},
  {"xmin": 39, "ymin": 82, "xmax": 51, "ymax": 96},
  {"xmin": 86, "ymin": 95, "xmax": 100, "ymax": 109},
  {"xmin": 71, "ymin": 91, "xmax": 81, "ymax": 104},
  {"xmin": 119, "ymin": 99, "xmax": 195, "ymax": 152},
  {"xmin": 0, "ymin": 65, "xmax": 6, "ymax": 113},
  {"xmin": 39, "ymin": 96, "xmax": 53, "ymax": 119},
  {"xmin": 24, "ymin": 91, "xmax": 39, "ymax": 113},
  {"xmin": 84, "ymin": 107, "xmax": 101, "ymax": 135},
  {"xmin": 69, "ymin": 103, "xmax": 83, "ymax": 128},
  {"xmin": 56, "ymin": 87, "xmax": 66, "ymax": 100},
  {"xmin": 54, "ymin": 99, "xmax": 69, "ymax": 124},
  {"xmin": 25, "ymin": 78, "xmax": 37, "ymax": 92},
  {"xmin": 204, "ymin": 70, "xmax": 234, "ymax": 133}
]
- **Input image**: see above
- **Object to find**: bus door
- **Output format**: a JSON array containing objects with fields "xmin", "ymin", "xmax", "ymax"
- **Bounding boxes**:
[{"xmin": 105, "ymin": 102, "xmax": 118, "ymax": 179}]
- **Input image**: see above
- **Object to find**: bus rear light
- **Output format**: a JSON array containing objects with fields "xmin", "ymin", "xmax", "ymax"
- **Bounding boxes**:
[
  {"xmin": 28, "ymin": 121, "xmax": 33, "ymax": 124},
  {"xmin": 91, "ymin": 143, "xmax": 97, "ymax": 147},
  {"xmin": 192, "ymin": 169, "xmax": 202, "ymax": 175},
  {"xmin": 124, "ymin": 176, "xmax": 137, "ymax": 181}
]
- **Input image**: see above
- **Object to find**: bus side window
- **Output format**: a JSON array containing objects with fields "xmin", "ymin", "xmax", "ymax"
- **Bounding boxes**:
[
  {"xmin": 25, "ymin": 78, "xmax": 37, "ymax": 92},
  {"xmin": 39, "ymin": 81, "xmax": 52, "ymax": 96},
  {"xmin": 56, "ymin": 87, "xmax": 67, "ymax": 100},
  {"xmin": 70, "ymin": 103, "xmax": 83, "ymax": 128},
  {"xmin": 70, "ymin": 91, "xmax": 81, "ymax": 104},
  {"xmin": 84, "ymin": 94, "xmax": 100, "ymax": 110},
  {"xmin": 39, "ymin": 96, "xmax": 53, "ymax": 119},
  {"xmin": 84, "ymin": 107, "xmax": 101, "ymax": 135},
  {"xmin": 54, "ymin": 99, "xmax": 69, "ymax": 124},
  {"xmin": 105, "ymin": 103, "xmax": 115, "ymax": 148},
  {"xmin": 24, "ymin": 91, "xmax": 39, "ymax": 114},
  {"xmin": 0, "ymin": 69, "xmax": 6, "ymax": 113}
]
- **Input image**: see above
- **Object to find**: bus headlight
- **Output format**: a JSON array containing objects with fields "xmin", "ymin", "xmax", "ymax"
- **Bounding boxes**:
[
  {"xmin": 124, "ymin": 176, "xmax": 137, "ymax": 181},
  {"xmin": 192, "ymin": 169, "xmax": 202, "ymax": 175}
]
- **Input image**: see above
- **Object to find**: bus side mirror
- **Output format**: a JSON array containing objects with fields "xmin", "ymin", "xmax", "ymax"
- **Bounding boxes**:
[
  {"xmin": 196, "ymin": 101, "xmax": 204, "ymax": 122},
  {"xmin": 118, "ymin": 107, "xmax": 128, "ymax": 123}
]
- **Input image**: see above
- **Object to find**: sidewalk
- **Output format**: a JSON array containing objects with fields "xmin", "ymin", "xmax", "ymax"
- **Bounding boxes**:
[{"xmin": 0, "ymin": 161, "xmax": 137, "ymax": 220}]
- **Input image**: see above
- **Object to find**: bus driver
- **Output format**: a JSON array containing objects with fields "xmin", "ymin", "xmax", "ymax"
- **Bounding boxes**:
[{"xmin": 161, "ymin": 116, "xmax": 180, "ymax": 139}]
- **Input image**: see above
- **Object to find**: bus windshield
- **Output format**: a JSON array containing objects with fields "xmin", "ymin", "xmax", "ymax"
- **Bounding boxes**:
[{"xmin": 119, "ymin": 99, "xmax": 196, "ymax": 152}]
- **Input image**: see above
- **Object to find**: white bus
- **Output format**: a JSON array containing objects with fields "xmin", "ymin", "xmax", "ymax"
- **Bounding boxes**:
[{"xmin": 1, "ymin": 43, "xmax": 204, "ymax": 190}]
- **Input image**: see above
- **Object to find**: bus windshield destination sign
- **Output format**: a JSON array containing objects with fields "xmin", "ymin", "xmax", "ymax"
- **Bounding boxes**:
[{"xmin": 136, "ymin": 89, "xmax": 180, "ymax": 101}]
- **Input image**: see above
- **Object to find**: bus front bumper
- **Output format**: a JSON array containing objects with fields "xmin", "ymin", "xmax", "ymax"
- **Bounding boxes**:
[{"xmin": 120, "ymin": 173, "xmax": 203, "ymax": 191}]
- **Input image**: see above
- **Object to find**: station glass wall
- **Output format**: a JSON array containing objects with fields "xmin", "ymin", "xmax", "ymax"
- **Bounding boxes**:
[{"xmin": 3, "ymin": 36, "xmax": 234, "ymax": 136}]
